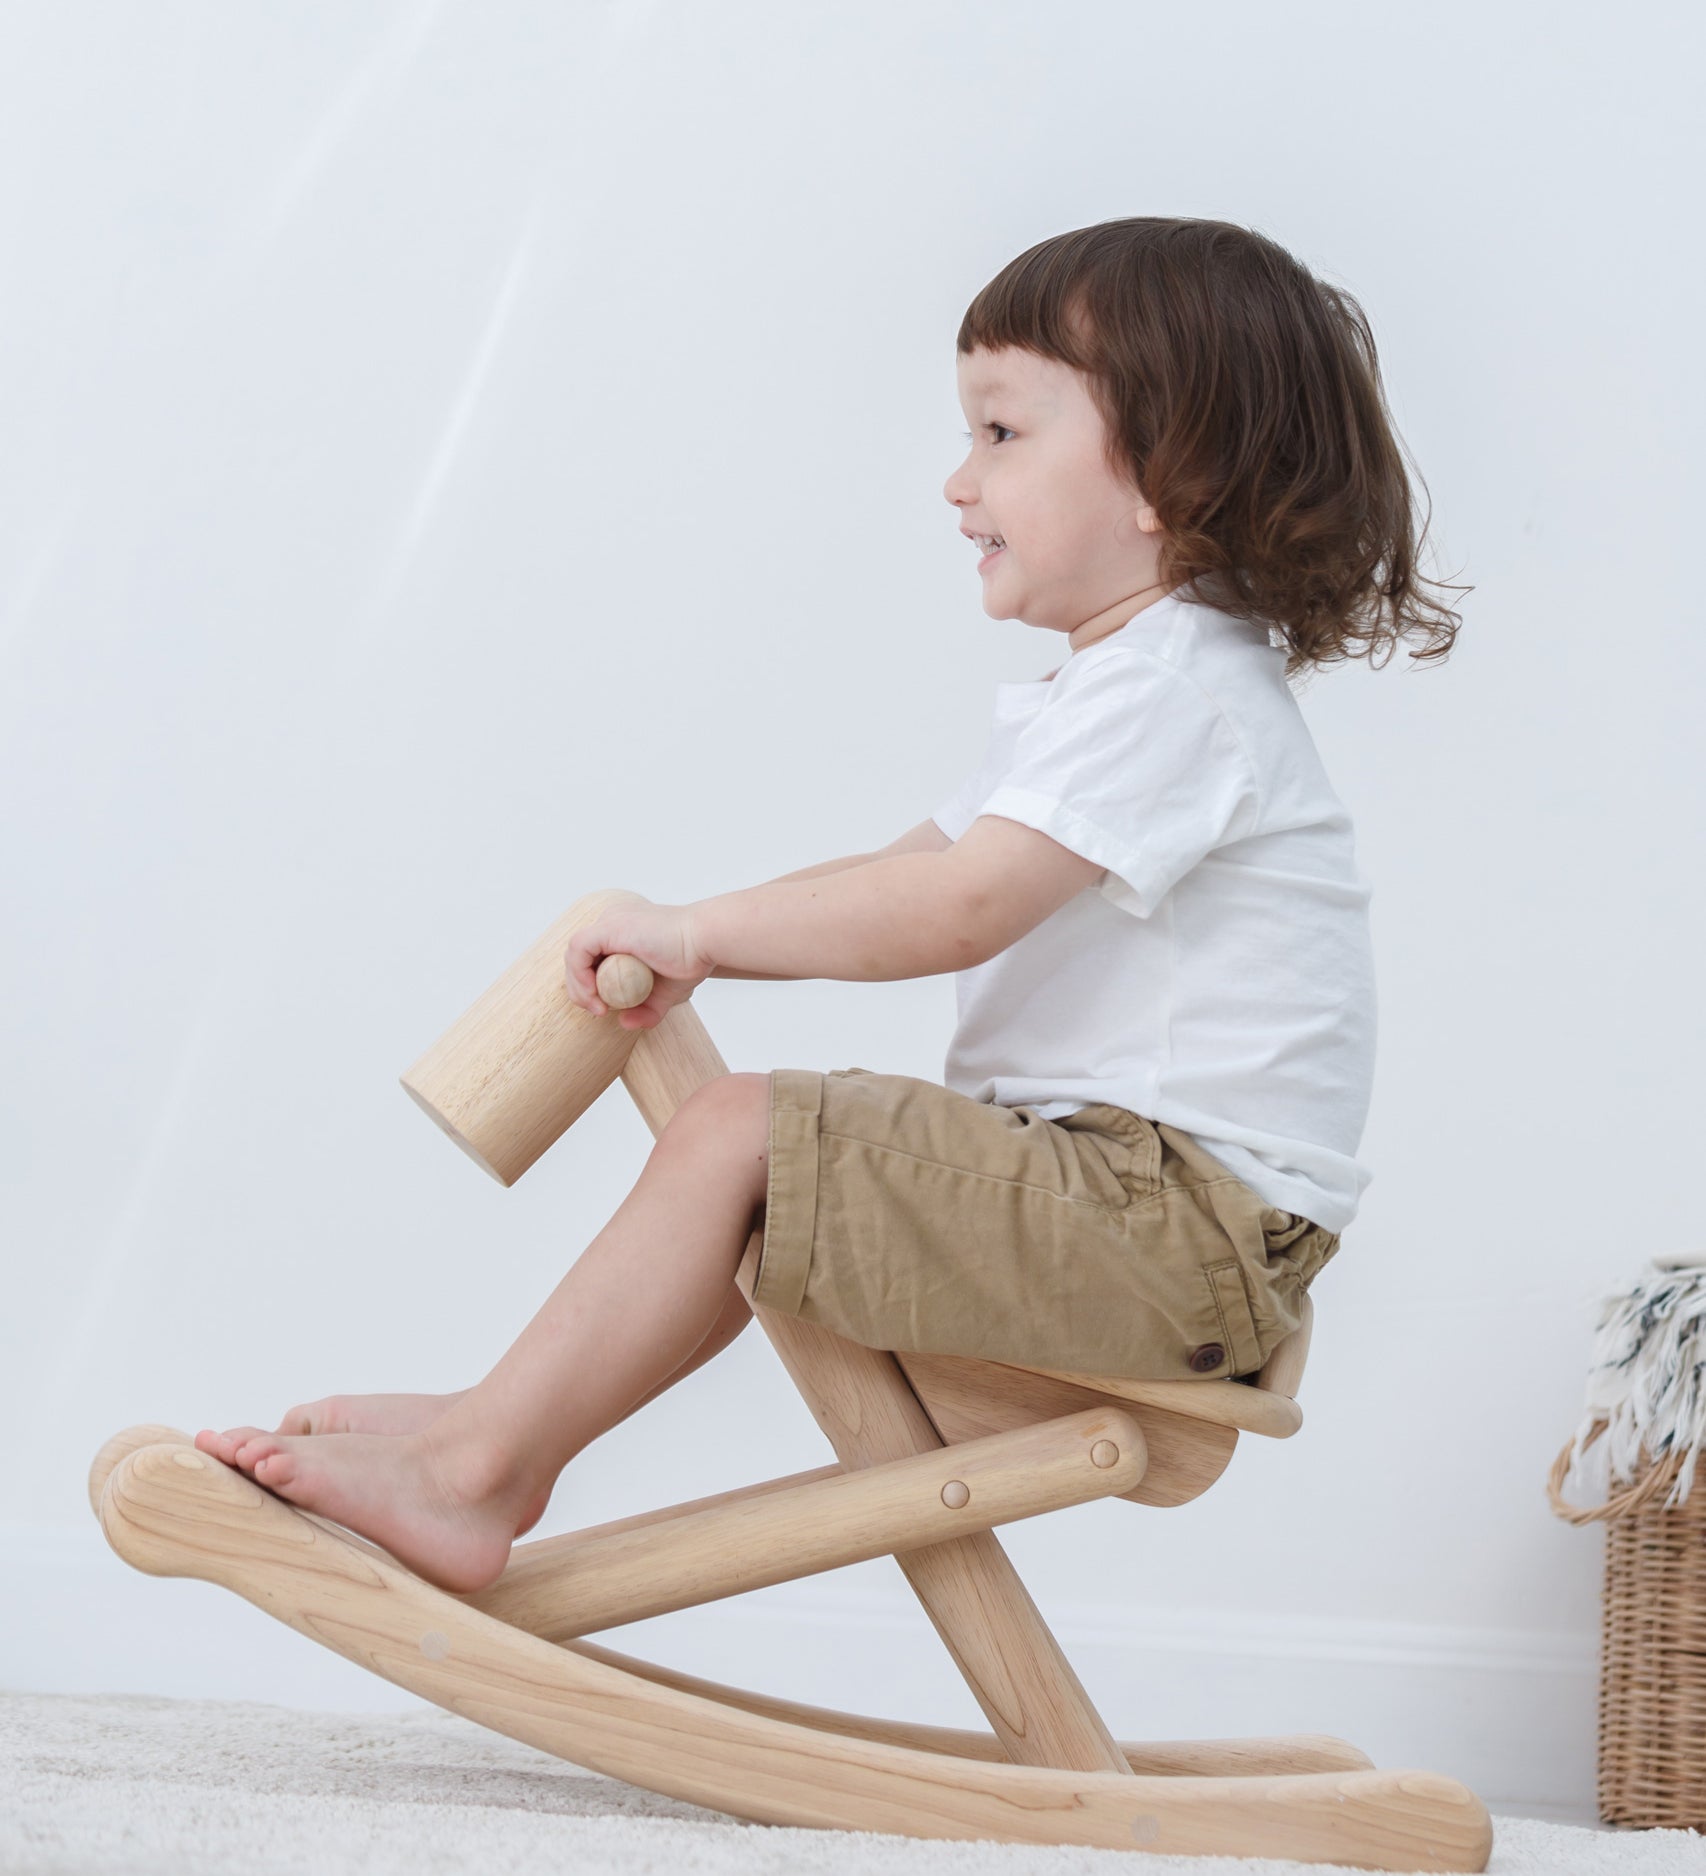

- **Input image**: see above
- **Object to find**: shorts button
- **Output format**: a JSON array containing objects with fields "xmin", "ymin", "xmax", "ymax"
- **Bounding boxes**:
[{"xmin": 1188, "ymin": 1343, "xmax": 1226, "ymax": 1373}]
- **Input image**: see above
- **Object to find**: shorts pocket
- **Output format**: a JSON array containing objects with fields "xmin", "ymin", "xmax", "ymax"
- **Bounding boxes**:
[
  {"xmin": 1201, "ymin": 1259, "xmax": 1267, "ymax": 1378},
  {"xmin": 1053, "ymin": 1104, "xmax": 1160, "ymax": 1211}
]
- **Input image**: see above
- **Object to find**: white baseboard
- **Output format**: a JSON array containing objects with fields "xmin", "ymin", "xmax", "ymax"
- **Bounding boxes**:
[{"xmin": 3, "ymin": 1523, "xmax": 1600, "ymax": 1820}]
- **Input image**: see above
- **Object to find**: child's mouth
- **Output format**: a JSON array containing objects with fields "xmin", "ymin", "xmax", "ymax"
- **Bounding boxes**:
[{"xmin": 978, "ymin": 545, "xmax": 1005, "ymax": 571}]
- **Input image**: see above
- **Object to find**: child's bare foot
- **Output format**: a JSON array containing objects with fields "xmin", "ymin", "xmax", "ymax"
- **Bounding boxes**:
[
  {"xmin": 275, "ymin": 1390, "xmax": 467, "ymax": 1439},
  {"xmin": 197, "ymin": 1396, "xmax": 553, "ymax": 1536},
  {"xmin": 191, "ymin": 1425, "xmax": 530, "ymax": 1594}
]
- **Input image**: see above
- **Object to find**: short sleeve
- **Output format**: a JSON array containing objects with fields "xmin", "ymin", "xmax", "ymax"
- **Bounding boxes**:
[
  {"xmin": 974, "ymin": 649, "xmax": 1260, "ymax": 919},
  {"xmin": 930, "ymin": 770, "xmax": 988, "ymax": 841},
  {"xmin": 930, "ymin": 712, "xmax": 1011, "ymax": 840}
]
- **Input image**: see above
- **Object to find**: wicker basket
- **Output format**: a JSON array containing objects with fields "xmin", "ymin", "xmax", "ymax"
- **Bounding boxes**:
[{"xmin": 1548, "ymin": 1420, "xmax": 1706, "ymax": 1830}]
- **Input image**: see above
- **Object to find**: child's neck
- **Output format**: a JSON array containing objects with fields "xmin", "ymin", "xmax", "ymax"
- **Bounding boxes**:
[{"xmin": 1066, "ymin": 581, "xmax": 1175, "ymax": 655}]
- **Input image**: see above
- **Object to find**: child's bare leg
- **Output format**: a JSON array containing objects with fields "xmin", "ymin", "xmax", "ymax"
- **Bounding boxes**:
[
  {"xmin": 206, "ymin": 1283, "xmax": 756, "ymax": 1538},
  {"xmin": 621, "ymin": 1277, "xmax": 755, "ymax": 1420},
  {"xmin": 194, "ymin": 1073, "xmax": 772, "ymax": 1593},
  {"xmin": 264, "ymin": 1283, "xmax": 756, "ymax": 1442}
]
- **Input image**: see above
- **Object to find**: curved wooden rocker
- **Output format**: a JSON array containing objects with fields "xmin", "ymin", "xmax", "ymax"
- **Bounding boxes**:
[{"xmin": 91, "ymin": 890, "xmax": 1493, "ymax": 1871}]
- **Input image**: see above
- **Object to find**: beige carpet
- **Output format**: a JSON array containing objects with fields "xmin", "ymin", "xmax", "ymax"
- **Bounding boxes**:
[{"xmin": 3, "ymin": 1692, "xmax": 1702, "ymax": 1875}]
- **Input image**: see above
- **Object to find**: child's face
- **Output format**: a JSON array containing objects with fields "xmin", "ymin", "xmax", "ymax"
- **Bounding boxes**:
[{"xmin": 946, "ymin": 344, "xmax": 1167, "ymax": 652}]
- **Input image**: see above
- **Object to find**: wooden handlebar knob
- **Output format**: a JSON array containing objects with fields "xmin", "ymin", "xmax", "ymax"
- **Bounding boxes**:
[
  {"xmin": 399, "ymin": 889, "xmax": 657, "ymax": 1188},
  {"xmin": 594, "ymin": 953, "xmax": 654, "ymax": 1011}
]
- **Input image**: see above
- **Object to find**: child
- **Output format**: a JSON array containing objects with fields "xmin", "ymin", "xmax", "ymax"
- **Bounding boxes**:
[{"xmin": 197, "ymin": 215, "xmax": 1463, "ymax": 1595}]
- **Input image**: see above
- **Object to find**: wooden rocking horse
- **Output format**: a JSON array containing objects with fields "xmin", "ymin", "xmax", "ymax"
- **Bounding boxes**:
[{"xmin": 91, "ymin": 889, "xmax": 1493, "ymax": 1870}]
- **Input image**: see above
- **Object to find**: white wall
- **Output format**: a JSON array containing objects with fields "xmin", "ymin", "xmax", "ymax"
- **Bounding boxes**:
[{"xmin": 5, "ymin": 0, "xmax": 1699, "ymax": 1821}]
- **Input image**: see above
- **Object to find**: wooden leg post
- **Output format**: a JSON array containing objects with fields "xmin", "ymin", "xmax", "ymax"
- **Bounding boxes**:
[{"xmin": 618, "ymin": 1007, "xmax": 1135, "ymax": 1775}]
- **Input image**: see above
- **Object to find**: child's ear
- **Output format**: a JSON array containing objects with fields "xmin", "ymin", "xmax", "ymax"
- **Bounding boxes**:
[{"xmin": 1136, "ymin": 501, "xmax": 1163, "ymax": 534}]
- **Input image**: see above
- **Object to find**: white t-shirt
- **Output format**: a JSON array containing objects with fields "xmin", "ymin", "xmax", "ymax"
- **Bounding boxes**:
[{"xmin": 930, "ymin": 588, "xmax": 1375, "ymax": 1235}]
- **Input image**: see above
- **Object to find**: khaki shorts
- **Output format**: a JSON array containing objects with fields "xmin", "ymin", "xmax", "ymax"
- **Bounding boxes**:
[{"xmin": 756, "ymin": 1066, "xmax": 1341, "ymax": 1383}]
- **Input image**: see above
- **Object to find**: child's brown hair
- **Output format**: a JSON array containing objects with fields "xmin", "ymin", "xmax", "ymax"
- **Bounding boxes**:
[{"xmin": 958, "ymin": 217, "xmax": 1466, "ymax": 678}]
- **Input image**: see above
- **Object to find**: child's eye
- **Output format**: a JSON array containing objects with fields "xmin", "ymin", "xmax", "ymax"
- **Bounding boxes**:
[{"xmin": 960, "ymin": 424, "xmax": 1014, "ymax": 443}]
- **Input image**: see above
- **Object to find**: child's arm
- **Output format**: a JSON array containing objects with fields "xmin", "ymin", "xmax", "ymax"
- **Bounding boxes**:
[
  {"xmin": 564, "ymin": 817, "xmax": 1095, "ymax": 1019},
  {"xmin": 707, "ymin": 821, "xmax": 951, "ymax": 979},
  {"xmin": 692, "ymin": 814, "xmax": 1097, "ymax": 985},
  {"xmin": 691, "ymin": 856, "xmax": 971, "ymax": 984},
  {"xmin": 708, "ymin": 853, "xmax": 873, "ymax": 980}
]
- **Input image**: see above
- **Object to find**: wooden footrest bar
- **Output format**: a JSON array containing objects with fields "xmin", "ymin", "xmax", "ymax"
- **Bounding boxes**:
[{"xmin": 467, "ymin": 1405, "xmax": 1146, "ymax": 1639}]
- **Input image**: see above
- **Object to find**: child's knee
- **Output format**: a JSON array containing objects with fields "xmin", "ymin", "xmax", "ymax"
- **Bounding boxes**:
[{"xmin": 668, "ymin": 1072, "xmax": 770, "ymax": 1141}]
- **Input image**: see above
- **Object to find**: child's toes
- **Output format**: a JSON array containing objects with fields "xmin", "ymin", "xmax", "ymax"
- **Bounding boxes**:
[
  {"xmin": 196, "ymin": 1426, "xmax": 268, "ymax": 1466},
  {"xmin": 232, "ymin": 1431, "xmax": 285, "ymax": 1471},
  {"xmin": 251, "ymin": 1447, "xmax": 299, "ymax": 1489}
]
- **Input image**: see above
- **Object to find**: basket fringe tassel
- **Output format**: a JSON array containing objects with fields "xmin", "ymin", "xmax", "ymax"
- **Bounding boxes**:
[{"xmin": 1564, "ymin": 1252, "xmax": 1706, "ymax": 1510}]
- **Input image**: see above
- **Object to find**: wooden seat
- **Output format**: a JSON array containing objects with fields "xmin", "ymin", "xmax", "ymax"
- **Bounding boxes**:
[{"xmin": 89, "ymin": 970, "xmax": 1491, "ymax": 1870}]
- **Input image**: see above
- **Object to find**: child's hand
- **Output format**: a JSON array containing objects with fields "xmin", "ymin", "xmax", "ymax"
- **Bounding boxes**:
[{"xmin": 562, "ymin": 898, "xmax": 711, "ymax": 1032}]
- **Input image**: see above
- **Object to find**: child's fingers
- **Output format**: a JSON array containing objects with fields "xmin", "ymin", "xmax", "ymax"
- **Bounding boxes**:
[{"xmin": 564, "ymin": 938, "xmax": 605, "ymax": 1013}]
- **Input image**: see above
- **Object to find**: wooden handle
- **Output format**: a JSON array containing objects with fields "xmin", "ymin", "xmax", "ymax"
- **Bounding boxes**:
[{"xmin": 400, "ymin": 890, "xmax": 657, "ymax": 1188}]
